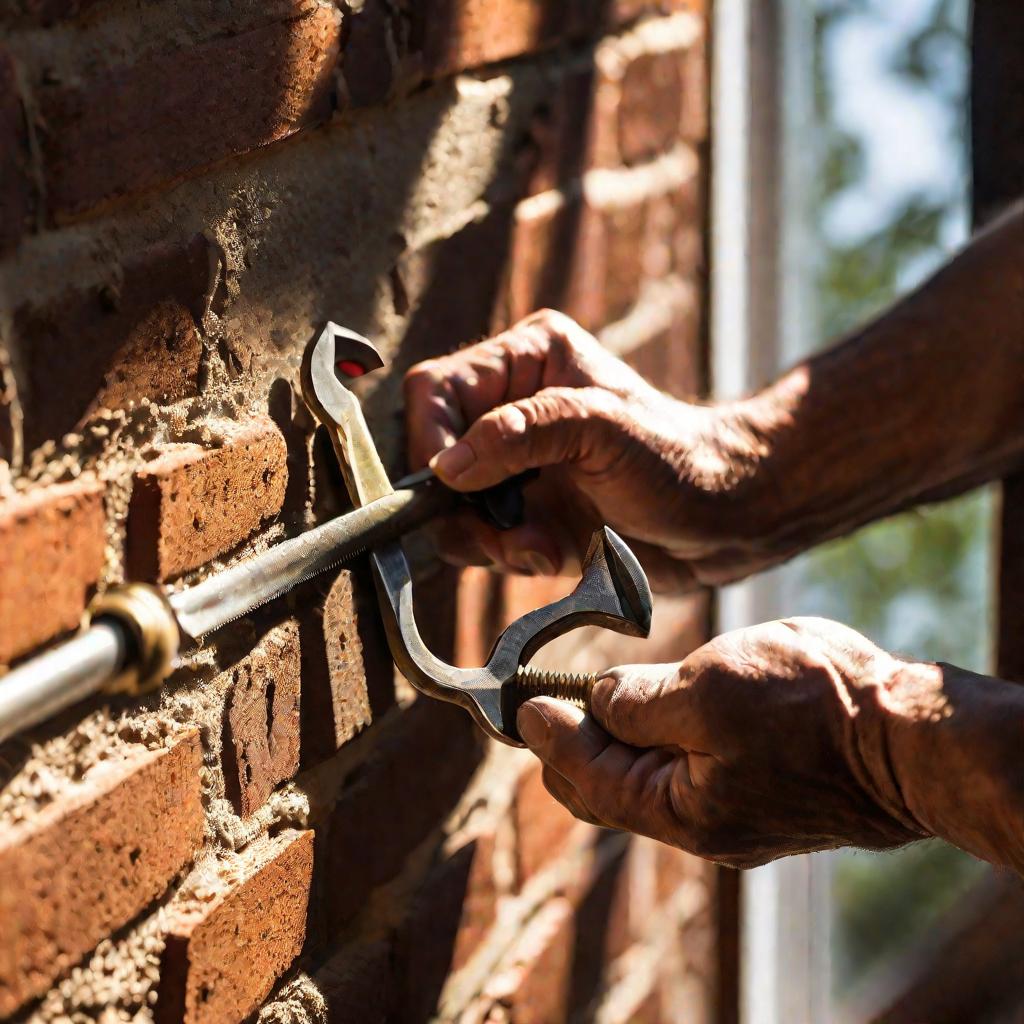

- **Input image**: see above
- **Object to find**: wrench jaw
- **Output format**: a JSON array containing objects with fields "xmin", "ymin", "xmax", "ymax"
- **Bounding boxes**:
[
  {"xmin": 301, "ymin": 324, "xmax": 656, "ymax": 748},
  {"xmin": 301, "ymin": 322, "xmax": 393, "ymax": 505}
]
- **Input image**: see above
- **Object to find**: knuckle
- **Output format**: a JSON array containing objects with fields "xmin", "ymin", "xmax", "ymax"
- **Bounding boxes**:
[{"xmin": 482, "ymin": 404, "xmax": 531, "ymax": 447}]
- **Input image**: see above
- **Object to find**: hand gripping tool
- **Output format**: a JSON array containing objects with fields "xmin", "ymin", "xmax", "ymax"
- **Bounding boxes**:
[{"xmin": 302, "ymin": 323, "xmax": 654, "ymax": 745}]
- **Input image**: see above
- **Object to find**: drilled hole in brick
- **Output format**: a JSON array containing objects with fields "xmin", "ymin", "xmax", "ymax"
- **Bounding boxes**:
[
  {"xmin": 129, "ymin": 847, "xmax": 141, "ymax": 865},
  {"xmin": 265, "ymin": 681, "xmax": 276, "ymax": 743}
]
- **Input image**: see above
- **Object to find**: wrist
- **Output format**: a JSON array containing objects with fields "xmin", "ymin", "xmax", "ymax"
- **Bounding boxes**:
[
  {"xmin": 840, "ymin": 656, "xmax": 934, "ymax": 842},
  {"xmin": 867, "ymin": 660, "xmax": 1024, "ymax": 870}
]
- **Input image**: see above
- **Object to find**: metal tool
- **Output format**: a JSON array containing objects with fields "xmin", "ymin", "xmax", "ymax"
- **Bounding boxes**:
[
  {"xmin": 0, "ymin": 441, "xmax": 533, "ymax": 744},
  {"xmin": 0, "ymin": 323, "xmax": 653, "ymax": 748},
  {"xmin": 303, "ymin": 323, "xmax": 653, "ymax": 745}
]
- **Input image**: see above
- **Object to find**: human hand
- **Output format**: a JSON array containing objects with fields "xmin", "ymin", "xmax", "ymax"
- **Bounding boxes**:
[
  {"xmin": 404, "ymin": 309, "xmax": 785, "ymax": 593},
  {"xmin": 516, "ymin": 617, "xmax": 929, "ymax": 867}
]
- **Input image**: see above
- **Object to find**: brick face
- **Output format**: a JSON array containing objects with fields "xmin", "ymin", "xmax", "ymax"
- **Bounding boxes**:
[
  {"xmin": 222, "ymin": 621, "xmax": 302, "ymax": 817},
  {"xmin": 127, "ymin": 417, "xmax": 288, "ymax": 581},
  {"xmin": 299, "ymin": 565, "xmax": 394, "ymax": 767},
  {"xmin": 34, "ymin": 4, "xmax": 342, "ymax": 217},
  {"xmin": 155, "ymin": 830, "xmax": 313, "ymax": 1024},
  {"xmin": 0, "ymin": 2, "xmax": 714, "ymax": 1021},
  {"xmin": 324, "ymin": 699, "xmax": 486, "ymax": 930},
  {"xmin": 0, "ymin": 478, "xmax": 106, "ymax": 664},
  {"xmin": 13, "ymin": 234, "xmax": 217, "ymax": 450},
  {"xmin": 0, "ymin": 730, "xmax": 204, "ymax": 1017}
]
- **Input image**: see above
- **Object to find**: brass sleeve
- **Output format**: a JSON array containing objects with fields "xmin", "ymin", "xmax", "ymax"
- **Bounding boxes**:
[{"xmin": 85, "ymin": 584, "xmax": 180, "ymax": 695}]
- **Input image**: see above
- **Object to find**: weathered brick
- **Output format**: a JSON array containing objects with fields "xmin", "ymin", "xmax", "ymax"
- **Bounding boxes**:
[
  {"xmin": 0, "ymin": 49, "xmax": 33, "ymax": 253},
  {"xmin": 473, "ymin": 898, "xmax": 576, "ymax": 1024},
  {"xmin": 513, "ymin": 763, "xmax": 587, "ymax": 888},
  {"xmin": 617, "ymin": 51, "xmax": 685, "ymax": 164},
  {"xmin": 155, "ymin": 829, "xmax": 313, "ymax": 1024},
  {"xmin": 316, "ymin": 939, "xmax": 393, "ymax": 1024},
  {"xmin": 679, "ymin": 32, "xmax": 708, "ymax": 141},
  {"xmin": 222, "ymin": 621, "xmax": 301, "ymax": 818},
  {"xmin": 324, "ymin": 698, "xmax": 486, "ymax": 930},
  {"xmin": 35, "ymin": 5, "xmax": 342, "ymax": 217},
  {"xmin": 396, "ymin": 833, "xmax": 499, "ymax": 1019},
  {"xmin": 501, "ymin": 187, "xmax": 646, "ymax": 333},
  {"xmin": 0, "ymin": 730, "xmax": 204, "ymax": 1016},
  {"xmin": 299, "ymin": 564, "xmax": 393, "ymax": 768},
  {"xmin": 0, "ymin": 478, "xmax": 105, "ymax": 664},
  {"xmin": 13, "ymin": 235, "xmax": 215, "ymax": 450},
  {"xmin": 408, "ymin": 0, "xmax": 701, "ymax": 80},
  {"xmin": 127, "ymin": 417, "xmax": 288, "ymax": 581}
]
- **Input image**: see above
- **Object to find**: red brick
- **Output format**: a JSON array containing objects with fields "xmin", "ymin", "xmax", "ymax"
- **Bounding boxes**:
[
  {"xmin": 513, "ymin": 763, "xmax": 585, "ymax": 888},
  {"xmin": 408, "ymin": 0, "xmax": 701, "ymax": 79},
  {"xmin": 397, "ymin": 833, "xmax": 499, "ymax": 1018},
  {"xmin": 35, "ymin": 5, "xmax": 341, "ymax": 217},
  {"xmin": 0, "ymin": 49, "xmax": 33, "ymax": 253},
  {"xmin": 127, "ymin": 417, "xmax": 288, "ymax": 582},
  {"xmin": 155, "ymin": 829, "xmax": 313, "ymax": 1024},
  {"xmin": 324, "ymin": 699, "xmax": 485, "ymax": 930},
  {"xmin": 502, "ymin": 189, "xmax": 647, "ymax": 333},
  {"xmin": 316, "ymin": 939, "xmax": 393, "ymax": 1024},
  {"xmin": 477, "ymin": 898, "xmax": 576, "ymax": 1024},
  {"xmin": 0, "ymin": 730, "xmax": 204, "ymax": 1016},
  {"xmin": 523, "ymin": 64, "xmax": 601, "ymax": 197},
  {"xmin": 679, "ymin": 33, "xmax": 708, "ymax": 142},
  {"xmin": 620, "ymin": 282, "xmax": 703, "ymax": 399},
  {"xmin": 0, "ymin": 478, "xmax": 106, "ymax": 664},
  {"xmin": 222, "ymin": 621, "xmax": 301, "ymax": 818},
  {"xmin": 13, "ymin": 235, "xmax": 216, "ymax": 450},
  {"xmin": 299, "ymin": 564, "xmax": 393, "ymax": 768},
  {"xmin": 617, "ymin": 51, "xmax": 685, "ymax": 165}
]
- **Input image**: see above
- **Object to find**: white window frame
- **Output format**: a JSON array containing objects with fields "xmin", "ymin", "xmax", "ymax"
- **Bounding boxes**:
[{"xmin": 710, "ymin": 1, "xmax": 831, "ymax": 1021}]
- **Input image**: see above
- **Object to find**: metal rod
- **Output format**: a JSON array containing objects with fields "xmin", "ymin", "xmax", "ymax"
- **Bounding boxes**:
[
  {"xmin": 0, "ymin": 623, "xmax": 127, "ymax": 745},
  {"xmin": 0, "ymin": 483, "xmax": 456, "ymax": 745}
]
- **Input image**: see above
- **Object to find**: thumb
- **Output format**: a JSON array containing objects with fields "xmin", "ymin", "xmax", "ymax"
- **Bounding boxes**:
[
  {"xmin": 429, "ymin": 386, "xmax": 612, "ymax": 492},
  {"xmin": 590, "ymin": 664, "xmax": 700, "ymax": 750}
]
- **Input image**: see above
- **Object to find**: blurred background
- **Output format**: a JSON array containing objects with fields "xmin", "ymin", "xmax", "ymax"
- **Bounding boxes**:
[{"xmin": 797, "ymin": 0, "xmax": 989, "ymax": 1013}]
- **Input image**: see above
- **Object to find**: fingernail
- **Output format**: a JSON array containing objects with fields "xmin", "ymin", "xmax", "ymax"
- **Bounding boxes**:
[
  {"xmin": 431, "ymin": 441, "xmax": 475, "ymax": 481},
  {"xmin": 517, "ymin": 703, "xmax": 549, "ymax": 750}
]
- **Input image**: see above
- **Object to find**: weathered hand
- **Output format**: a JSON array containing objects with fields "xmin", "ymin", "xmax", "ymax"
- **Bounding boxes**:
[
  {"xmin": 404, "ymin": 309, "xmax": 779, "ymax": 592},
  {"xmin": 517, "ymin": 617, "xmax": 930, "ymax": 868}
]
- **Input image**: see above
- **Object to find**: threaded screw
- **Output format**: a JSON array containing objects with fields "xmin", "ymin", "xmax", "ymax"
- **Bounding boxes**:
[{"xmin": 514, "ymin": 665, "xmax": 597, "ymax": 712}]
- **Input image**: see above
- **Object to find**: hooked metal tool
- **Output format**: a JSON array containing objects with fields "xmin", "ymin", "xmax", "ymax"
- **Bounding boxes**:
[
  {"xmin": 302, "ymin": 323, "xmax": 653, "ymax": 745},
  {"xmin": 0, "ymin": 323, "xmax": 653, "ymax": 748}
]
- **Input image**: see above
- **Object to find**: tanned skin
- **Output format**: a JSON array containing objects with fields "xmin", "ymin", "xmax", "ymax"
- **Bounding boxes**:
[{"xmin": 404, "ymin": 202, "xmax": 1024, "ymax": 872}]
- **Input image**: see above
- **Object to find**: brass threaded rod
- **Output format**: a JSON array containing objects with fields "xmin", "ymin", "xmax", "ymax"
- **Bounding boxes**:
[{"xmin": 514, "ymin": 665, "xmax": 597, "ymax": 713}]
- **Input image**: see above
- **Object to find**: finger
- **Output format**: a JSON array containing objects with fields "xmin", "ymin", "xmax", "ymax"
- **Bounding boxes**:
[
  {"xmin": 516, "ymin": 698, "xmax": 677, "ymax": 837},
  {"xmin": 590, "ymin": 663, "xmax": 711, "ymax": 752},
  {"xmin": 404, "ymin": 316, "xmax": 592, "ymax": 470},
  {"xmin": 430, "ymin": 386, "xmax": 618, "ymax": 491},
  {"xmin": 541, "ymin": 764, "xmax": 603, "ymax": 827}
]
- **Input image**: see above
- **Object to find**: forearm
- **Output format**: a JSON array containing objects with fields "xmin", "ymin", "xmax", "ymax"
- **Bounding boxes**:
[
  {"xmin": 742, "ymin": 202, "xmax": 1024, "ymax": 554},
  {"xmin": 869, "ymin": 660, "xmax": 1024, "ymax": 873}
]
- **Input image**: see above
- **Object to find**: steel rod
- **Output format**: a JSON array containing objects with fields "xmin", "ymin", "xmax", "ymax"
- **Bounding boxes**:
[{"xmin": 0, "ymin": 623, "xmax": 127, "ymax": 745}]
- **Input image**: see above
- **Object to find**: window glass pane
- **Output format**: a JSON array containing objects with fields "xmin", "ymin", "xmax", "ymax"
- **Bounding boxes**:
[{"xmin": 792, "ymin": 0, "xmax": 989, "ymax": 1005}]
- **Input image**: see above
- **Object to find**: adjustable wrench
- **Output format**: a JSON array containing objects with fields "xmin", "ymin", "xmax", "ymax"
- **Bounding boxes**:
[{"xmin": 302, "ymin": 323, "xmax": 654, "ymax": 745}]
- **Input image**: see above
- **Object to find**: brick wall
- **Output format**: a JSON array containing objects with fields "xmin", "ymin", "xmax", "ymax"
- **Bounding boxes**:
[{"xmin": 0, "ymin": 2, "xmax": 717, "ymax": 1022}]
